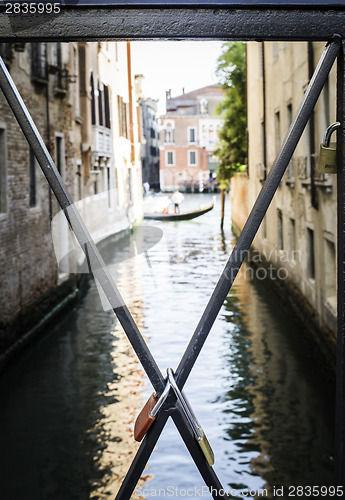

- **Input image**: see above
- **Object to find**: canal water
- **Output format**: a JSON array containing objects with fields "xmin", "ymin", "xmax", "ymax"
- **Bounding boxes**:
[{"xmin": 0, "ymin": 194, "xmax": 335, "ymax": 499}]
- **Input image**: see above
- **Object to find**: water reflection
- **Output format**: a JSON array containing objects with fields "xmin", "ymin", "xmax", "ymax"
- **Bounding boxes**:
[
  {"xmin": 0, "ymin": 194, "xmax": 335, "ymax": 499},
  {"xmin": 220, "ymin": 266, "xmax": 335, "ymax": 498}
]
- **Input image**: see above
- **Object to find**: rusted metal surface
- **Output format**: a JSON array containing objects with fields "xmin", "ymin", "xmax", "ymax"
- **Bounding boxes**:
[{"xmin": 0, "ymin": 7, "xmax": 344, "ymax": 42}]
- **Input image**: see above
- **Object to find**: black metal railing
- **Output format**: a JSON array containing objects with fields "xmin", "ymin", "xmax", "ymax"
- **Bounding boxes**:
[{"xmin": 0, "ymin": 36, "xmax": 341, "ymax": 499}]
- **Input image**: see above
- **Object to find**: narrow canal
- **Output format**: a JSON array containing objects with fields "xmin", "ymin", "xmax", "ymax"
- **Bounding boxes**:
[{"xmin": 0, "ymin": 194, "xmax": 335, "ymax": 499}]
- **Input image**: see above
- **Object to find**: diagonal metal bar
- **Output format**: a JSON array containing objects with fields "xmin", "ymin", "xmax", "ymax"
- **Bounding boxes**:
[
  {"xmin": 0, "ymin": 55, "xmax": 227, "ymax": 497},
  {"xmin": 0, "ymin": 56, "xmax": 165, "ymax": 395},
  {"xmin": 175, "ymin": 36, "xmax": 341, "ymax": 390}
]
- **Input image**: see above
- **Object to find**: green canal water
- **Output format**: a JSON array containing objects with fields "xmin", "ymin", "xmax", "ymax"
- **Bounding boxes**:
[{"xmin": 0, "ymin": 194, "xmax": 335, "ymax": 499}]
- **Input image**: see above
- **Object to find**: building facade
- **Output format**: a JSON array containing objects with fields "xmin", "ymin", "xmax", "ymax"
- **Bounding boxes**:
[
  {"xmin": 0, "ymin": 41, "xmax": 143, "ymax": 365},
  {"xmin": 159, "ymin": 85, "xmax": 224, "ymax": 192},
  {"xmin": 231, "ymin": 41, "xmax": 337, "ymax": 361},
  {"xmin": 137, "ymin": 91, "xmax": 160, "ymax": 192}
]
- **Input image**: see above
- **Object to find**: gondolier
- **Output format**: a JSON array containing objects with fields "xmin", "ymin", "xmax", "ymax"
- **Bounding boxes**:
[{"xmin": 171, "ymin": 190, "xmax": 184, "ymax": 213}]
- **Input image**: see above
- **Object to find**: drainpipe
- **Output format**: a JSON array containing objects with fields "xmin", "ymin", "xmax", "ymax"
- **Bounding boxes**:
[
  {"xmin": 127, "ymin": 42, "xmax": 135, "ymax": 166},
  {"xmin": 127, "ymin": 42, "xmax": 135, "ymax": 211},
  {"xmin": 308, "ymin": 41, "xmax": 318, "ymax": 210},
  {"xmin": 45, "ymin": 68, "xmax": 53, "ymax": 222}
]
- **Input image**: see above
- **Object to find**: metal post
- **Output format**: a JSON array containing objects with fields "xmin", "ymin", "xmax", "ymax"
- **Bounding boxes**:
[{"xmin": 336, "ymin": 39, "xmax": 345, "ymax": 490}]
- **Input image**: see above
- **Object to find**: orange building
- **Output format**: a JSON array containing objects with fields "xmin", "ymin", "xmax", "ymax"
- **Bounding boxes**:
[{"xmin": 159, "ymin": 85, "xmax": 224, "ymax": 192}]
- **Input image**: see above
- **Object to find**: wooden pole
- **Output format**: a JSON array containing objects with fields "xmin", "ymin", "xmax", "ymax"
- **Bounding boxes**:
[{"xmin": 220, "ymin": 188, "xmax": 225, "ymax": 229}]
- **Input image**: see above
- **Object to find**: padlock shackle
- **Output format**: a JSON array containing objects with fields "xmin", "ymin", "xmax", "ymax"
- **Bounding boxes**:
[
  {"xmin": 150, "ymin": 381, "xmax": 171, "ymax": 418},
  {"xmin": 323, "ymin": 121, "xmax": 341, "ymax": 147},
  {"xmin": 167, "ymin": 368, "xmax": 203, "ymax": 440}
]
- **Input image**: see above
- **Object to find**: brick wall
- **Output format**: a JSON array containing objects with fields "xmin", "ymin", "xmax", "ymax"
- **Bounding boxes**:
[{"xmin": 0, "ymin": 44, "xmax": 77, "ymax": 353}]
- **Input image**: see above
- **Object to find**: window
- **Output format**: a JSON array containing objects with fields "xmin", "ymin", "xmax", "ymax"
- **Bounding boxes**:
[
  {"xmin": 277, "ymin": 209, "xmax": 283, "ymax": 250},
  {"xmin": 90, "ymin": 73, "xmax": 96, "ymax": 125},
  {"xmin": 29, "ymin": 149, "xmax": 37, "ymax": 208},
  {"xmin": 307, "ymin": 228, "xmax": 315, "ymax": 279},
  {"xmin": 165, "ymin": 123, "xmax": 174, "ymax": 143},
  {"xmin": 0, "ymin": 127, "xmax": 7, "ymax": 213},
  {"xmin": 0, "ymin": 43, "xmax": 12, "ymax": 66},
  {"xmin": 189, "ymin": 151, "xmax": 197, "ymax": 166},
  {"xmin": 202, "ymin": 125, "xmax": 207, "ymax": 141},
  {"xmin": 166, "ymin": 151, "xmax": 175, "ymax": 166},
  {"xmin": 98, "ymin": 80, "xmax": 104, "ymax": 126},
  {"xmin": 73, "ymin": 46, "xmax": 80, "ymax": 117},
  {"xmin": 189, "ymin": 127, "xmax": 196, "ymax": 143},
  {"xmin": 289, "ymin": 218, "xmax": 296, "ymax": 259},
  {"xmin": 286, "ymin": 104, "xmax": 294, "ymax": 180},
  {"xmin": 54, "ymin": 42, "xmax": 67, "ymax": 91},
  {"xmin": 209, "ymin": 125, "xmax": 215, "ymax": 141},
  {"xmin": 275, "ymin": 111, "xmax": 281, "ymax": 156},
  {"xmin": 78, "ymin": 45, "xmax": 86, "ymax": 94},
  {"xmin": 31, "ymin": 43, "xmax": 48, "ymax": 82},
  {"xmin": 104, "ymin": 85, "xmax": 111, "ymax": 129},
  {"xmin": 55, "ymin": 135, "xmax": 65, "ymax": 179},
  {"xmin": 118, "ymin": 95, "xmax": 129, "ymax": 138},
  {"xmin": 324, "ymin": 238, "xmax": 336, "ymax": 301}
]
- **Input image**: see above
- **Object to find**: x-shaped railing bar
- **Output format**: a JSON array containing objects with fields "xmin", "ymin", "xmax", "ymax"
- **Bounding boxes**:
[{"xmin": 0, "ymin": 36, "xmax": 340, "ymax": 499}]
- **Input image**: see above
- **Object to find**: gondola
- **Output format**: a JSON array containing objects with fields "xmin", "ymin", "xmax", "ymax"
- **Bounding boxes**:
[{"xmin": 144, "ymin": 203, "xmax": 214, "ymax": 221}]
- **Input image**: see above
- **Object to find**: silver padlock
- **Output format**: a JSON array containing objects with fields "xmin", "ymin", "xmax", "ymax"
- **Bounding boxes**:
[
  {"xmin": 167, "ymin": 368, "xmax": 215, "ymax": 466},
  {"xmin": 318, "ymin": 122, "xmax": 341, "ymax": 174}
]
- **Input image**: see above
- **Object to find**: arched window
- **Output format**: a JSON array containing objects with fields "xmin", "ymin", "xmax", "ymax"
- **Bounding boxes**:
[
  {"xmin": 202, "ymin": 125, "xmax": 207, "ymax": 141},
  {"xmin": 98, "ymin": 79, "xmax": 104, "ymax": 126},
  {"xmin": 209, "ymin": 125, "xmax": 215, "ymax": 141},
  {"xmin": 90, "ymin": 72, "xmax": 96, "ymax": 125},
  {"xmin": 165, "ymin": 122, "xmax": 174, "ymax": 143}
]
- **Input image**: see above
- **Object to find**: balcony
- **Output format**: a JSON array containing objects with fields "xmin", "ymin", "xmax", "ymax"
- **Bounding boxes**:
[{"xmin": 92, "ymin": 125, "xmax": 112, "ymax": 159}]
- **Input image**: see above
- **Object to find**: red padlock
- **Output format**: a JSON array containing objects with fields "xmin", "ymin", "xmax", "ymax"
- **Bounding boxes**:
[{"xmin": 134, "ymin": 393, "xmax": 159, "ymax": 442}]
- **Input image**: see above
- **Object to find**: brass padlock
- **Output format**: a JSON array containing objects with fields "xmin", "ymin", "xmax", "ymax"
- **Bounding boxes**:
[
  {"xmin": 196, "ymin": 426, "xmax": 215, "ymax": 467},
  {"xmin": 318, "ymin": 122, "xmax": 341, "ymax": 174}
]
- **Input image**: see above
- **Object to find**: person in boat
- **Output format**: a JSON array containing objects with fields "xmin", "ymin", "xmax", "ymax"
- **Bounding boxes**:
[{"xmin": 171, "ymin": 190, "xmax": 184, "ymax": 214}]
